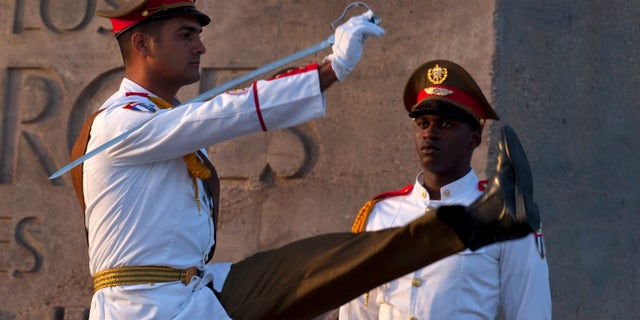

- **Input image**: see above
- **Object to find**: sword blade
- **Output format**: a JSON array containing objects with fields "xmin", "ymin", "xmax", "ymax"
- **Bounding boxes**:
[
  {"xmin": 186, "ymin": 38, "xmax": 334, "ymax": 104},
  {"xmin": 49, "ymin": 37, "xmax": 334, "ymax": 180}
]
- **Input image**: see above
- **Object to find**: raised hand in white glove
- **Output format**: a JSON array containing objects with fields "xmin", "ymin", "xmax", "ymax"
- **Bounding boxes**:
[{"xmin": 324, "ymin": 10, "xmax": 385, "ymax": 82}]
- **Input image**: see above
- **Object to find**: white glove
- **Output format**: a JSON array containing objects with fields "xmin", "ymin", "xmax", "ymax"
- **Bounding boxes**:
[{"xmin": 324, "ymin": 10, "xmax": 385, "ymax": 82}]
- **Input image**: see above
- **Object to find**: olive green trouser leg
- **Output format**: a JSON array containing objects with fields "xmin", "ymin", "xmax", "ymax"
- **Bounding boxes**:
[{"xmin": 217, "ymin": 210, "xmax": 466, "ymax": 320}]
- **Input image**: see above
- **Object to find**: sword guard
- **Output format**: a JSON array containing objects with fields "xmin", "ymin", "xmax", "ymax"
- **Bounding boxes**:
[{"xmin": 331, "ymin": 2, "xmax": 381, "ymax": 31}]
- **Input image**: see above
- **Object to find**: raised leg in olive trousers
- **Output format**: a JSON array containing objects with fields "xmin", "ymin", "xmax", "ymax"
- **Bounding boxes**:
[{"xmin": 217, "ymin": 210, "xmax": 465, "ymax": 320}]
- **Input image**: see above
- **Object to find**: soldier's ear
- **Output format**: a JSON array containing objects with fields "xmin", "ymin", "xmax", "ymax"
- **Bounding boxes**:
[
  {"xmin": 131, "ymin": 32, "xmax": 151, "ymax": 56},
  {"xmin": 470, "ymin": 127, "xmax": 482, "ymax": 149}
]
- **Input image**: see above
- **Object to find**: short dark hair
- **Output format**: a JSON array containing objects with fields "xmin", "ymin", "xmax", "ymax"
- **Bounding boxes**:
[{"xmin": 116, "ymin": 18, "xmax": 167, "ymax": 62}]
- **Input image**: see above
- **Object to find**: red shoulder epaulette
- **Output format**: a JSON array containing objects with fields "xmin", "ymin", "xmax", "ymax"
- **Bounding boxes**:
[
  {"xmin": 268, "ymin": 63, "xmax": 319, "ymax": 80},
  {"xmin": 372, "ymin": 184, "xmax": 414, "ymax": 200},
  {"xmin": 478, "ymin": 180, "xmax": 488, "ymax": 192},
  {"xmin": 352, "ymin": 184, "xmax": 413, "ymax": 233},
  {"xmin": 125, "ymin": 92, "xmax": 149, "ymax": 98}
]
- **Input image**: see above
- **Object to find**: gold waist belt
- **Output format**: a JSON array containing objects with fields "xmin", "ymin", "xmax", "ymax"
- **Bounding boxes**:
[{"xmin": 93, "ymin": 265, "xmax": 200, "ymax": 292}]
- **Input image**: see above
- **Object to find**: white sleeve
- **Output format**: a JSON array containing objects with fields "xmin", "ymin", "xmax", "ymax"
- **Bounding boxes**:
[
  {"xmin": 338, "ymin": 288, "xmax": 380, "ymax": 320},
  {"xmin": 499, "ymin": 233, "xmax": 552, "ymax": 320},
  {"xmin": 101, "ymin": 68, "xmax": 325, "ymax": 165}
]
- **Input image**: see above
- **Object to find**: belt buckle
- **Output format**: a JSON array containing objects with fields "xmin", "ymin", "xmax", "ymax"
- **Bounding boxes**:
[{"xmin": 182, "ymin": 267, "xmax": 200, "ymax": 286}]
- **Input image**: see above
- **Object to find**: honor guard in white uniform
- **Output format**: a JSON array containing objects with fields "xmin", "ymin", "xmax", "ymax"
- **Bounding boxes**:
[
  {"xmin": 70, "ymin": 2, "xmax": 544, "ymax": 319},
  {"xmin": 339, "ymin": 60, "xmax": 552, "ymax": 320}
]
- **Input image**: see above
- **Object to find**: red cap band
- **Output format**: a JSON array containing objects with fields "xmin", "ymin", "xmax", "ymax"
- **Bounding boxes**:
[
  {"xmin": 415, "ymin": 85, "xmax": 488, "ymax": 121},
  {"xmin": 109, "ymin": 0, "xmax": 196, "ymax": 35}
]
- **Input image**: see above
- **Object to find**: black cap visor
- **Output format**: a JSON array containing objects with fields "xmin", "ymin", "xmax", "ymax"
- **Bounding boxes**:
[
  {"xmin": 146, "ymin": 6, "xmax": 210, "ymax": 26},
  {"xmin": 409, "ymin": 99, "xmax": 481, "ymax": 128}
]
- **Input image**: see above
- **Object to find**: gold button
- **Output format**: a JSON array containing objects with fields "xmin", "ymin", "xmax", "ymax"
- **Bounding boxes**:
[
  {"xmin": 411, "ymin": 277, "xmax": 422, "ymax": 287},
  {"xmin": 409, "ymin": 317, "xmax": 418, "ymax": 320},
  {"xmin": 443, "ymin": 190, "xmax": 451, "ymax": 198},
  {"xmin": 421, "ymin": 191, "xmax": 427, "ymax": 198}
]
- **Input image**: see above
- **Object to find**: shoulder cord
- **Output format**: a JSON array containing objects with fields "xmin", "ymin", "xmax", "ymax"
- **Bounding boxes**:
[
  {"xmin": 351, "ymin": 198, "xmax": 381, "ymax": 309},
  {"xmin": 351, "ymin": 199, "xmax": 380, "ymax": 233}
]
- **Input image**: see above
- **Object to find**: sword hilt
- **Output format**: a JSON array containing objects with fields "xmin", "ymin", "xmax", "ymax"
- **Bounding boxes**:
[{"xmin": 330, "ymin": 2, "xmax": 381, "ymax": 31}]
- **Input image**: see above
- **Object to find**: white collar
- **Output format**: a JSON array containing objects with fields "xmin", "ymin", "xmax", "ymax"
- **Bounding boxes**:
[{"xmin": 413, "ymin": 169, "xmax": 480, "ymax": 205}]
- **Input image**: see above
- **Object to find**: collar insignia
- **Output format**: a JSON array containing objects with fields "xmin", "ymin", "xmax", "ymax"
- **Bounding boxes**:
[{"xmin": 534, "ymin": 227, "xmax": 546, "ymax": 259}]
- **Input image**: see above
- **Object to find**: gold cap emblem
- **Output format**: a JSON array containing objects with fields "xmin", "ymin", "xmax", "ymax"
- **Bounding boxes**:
[{"xmin": 427, "ymin": 64, "xmax": 448, "ymax": 84}]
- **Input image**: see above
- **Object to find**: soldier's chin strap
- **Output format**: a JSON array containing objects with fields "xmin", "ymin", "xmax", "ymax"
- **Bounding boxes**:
[{"xmin": 49, "ymin": 2, "xmax": 381, "ymax": 180}]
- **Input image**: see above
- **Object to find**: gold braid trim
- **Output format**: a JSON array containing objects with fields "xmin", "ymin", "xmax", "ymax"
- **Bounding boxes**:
[
  {"xmin": 351, "ymin": 199, "xmax": 380, "ymax": 233},
  {"xmin": 141, "ymin": 2, "xmax": 195, "ymax": 17},
  {"xmin": 351, "ymin": 198, "xmax": 381, "ymax": 309},
  {"xmin": 93, "ymin": 265, "xmax": 199, "ymax": 292},
  {"xmin": 149, "ymin": 96, "xmax": 211, "ymax": 214},
  {"xmin": 183, "ymin": 153, "xmax": 211, "ymax": 179}
]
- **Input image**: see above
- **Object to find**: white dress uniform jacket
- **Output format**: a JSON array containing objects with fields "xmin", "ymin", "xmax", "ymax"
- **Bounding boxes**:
[
  {"xmin": 339, "ymin": 170, "xmax": 551, "ymax": 320},
  {"xmin": 84, "ymin": 67, "xmax": 325, "ymax": 319}
]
